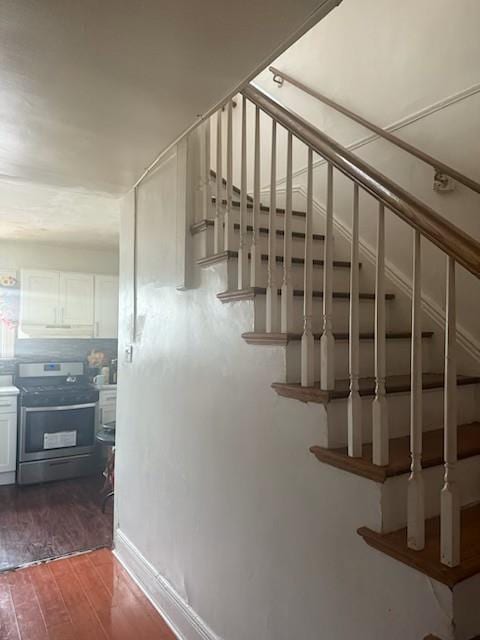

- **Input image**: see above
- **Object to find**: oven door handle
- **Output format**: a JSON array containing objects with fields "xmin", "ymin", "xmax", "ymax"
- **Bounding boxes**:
[{"xmin": 23, "ymin": 402, "xmax": 97, "ymax": 413}]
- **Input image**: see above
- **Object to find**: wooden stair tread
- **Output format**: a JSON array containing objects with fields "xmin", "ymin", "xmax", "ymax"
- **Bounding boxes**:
[
  {"xmin": 234, "ymin": 224, "xmax": 324, "ymax": 241},
  {"xmin": 242, "ymin": 330, "xmax": 433, "ymax": 345},
  {"xmin": 217, "ymin": 287, "xmax": 394, "ymax": 302},
  {"xmin": 310, "ymin": 422, "xmax": 480, "ymax": 482},
  {"xmin": 358, "ymin": 502, "xmax": 480, "ymax": 587},
  {"xmin": 272, "ymin": 373, "xmax": 480, "ymax": 404},
  {"xmin": 211, "ymin": 196, "xmax": 307, "ymax": 218},
  {"xmin": 198, "ymin": 250, "xmax": 353, "ymax": 269},
  {"xmin": 190, "ymin": 219, "xmax": 324, "ymax": 241}
]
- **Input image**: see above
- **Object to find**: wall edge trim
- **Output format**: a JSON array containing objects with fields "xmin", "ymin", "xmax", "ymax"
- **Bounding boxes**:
[
  {"xmin": 114, "ymin": 529, "xmax": 222, "ymax": 640},
  {"xmin": 268, "ymin": 81, "xmax": 480, "ymax": 187}
]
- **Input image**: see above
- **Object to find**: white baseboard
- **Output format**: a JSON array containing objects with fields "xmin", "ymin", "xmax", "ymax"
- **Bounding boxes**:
[
  {"xmin": 0, "ymin": 471, "xmax": 15, "ymax": 486},
  {"xmin": 114, "ymin": 529, "xmax": 222, "ymax": 640}
]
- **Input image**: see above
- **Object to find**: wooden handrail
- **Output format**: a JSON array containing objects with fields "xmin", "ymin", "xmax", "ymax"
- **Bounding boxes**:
[
  {"xmin": 242, "ymin": 83, "xmax": 480, "ymax": 278},
  {"xmin": 269, "ymin": 66, "xmax": 480, "ymax": 196}
]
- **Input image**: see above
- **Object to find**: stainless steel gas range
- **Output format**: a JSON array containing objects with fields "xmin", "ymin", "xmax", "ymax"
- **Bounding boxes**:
[{"xmin": 16, "ymin": 361, "xmax": 99, "ymax": 485}]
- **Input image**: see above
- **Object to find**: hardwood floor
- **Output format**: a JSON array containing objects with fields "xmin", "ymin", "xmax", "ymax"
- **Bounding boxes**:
[
  {"xmin": 0, "ymin": 548, "xmax": 176, "ymax": 639},
  {"xmin": 0, "ymin": 476, "xmax": 113, "ymax": 572}
]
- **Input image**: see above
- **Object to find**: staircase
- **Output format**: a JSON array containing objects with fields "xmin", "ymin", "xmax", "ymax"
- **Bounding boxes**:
[{"xmin": 188, "ymin": 82, "xmax": 480, "ymax": 633}]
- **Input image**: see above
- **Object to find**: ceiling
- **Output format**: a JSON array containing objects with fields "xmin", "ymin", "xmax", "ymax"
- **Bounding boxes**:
[
  {"xmin": 0, "ymin": 0, "xmax": 339, "ymax": 195},
  {"xmin": 0, "ymin": 179, "xmax": 120, "ymax": 248}
]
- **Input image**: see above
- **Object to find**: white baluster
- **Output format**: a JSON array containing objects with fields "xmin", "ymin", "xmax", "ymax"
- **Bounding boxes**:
[
  {"xmin": 214, "ymin": 110, "xmax": 223, "ymax": 254},
  {"xmin": 224, "ymin": 101, "xmax": 234, "ymax": 251},
  {"xmin": 281, "ymin": 132, "xmax": 293, "ymax": 333},
  {"xmin": 238, "ymin": 96, "xmax": 249, "ymax": 289},
  {"xmin": 250, "ymin": 105, "xmax": 261, "ymax": 287},
  {"xmin": 266, "ymin": 120, "xmax": 278, "ymax": 331},
  {"xmin": 301, "ymin": 149, "xmax": 314, "ymax": 386},
  {"xmin": 441, "ymin": 256, "xmax": 460, "ymax": 567},
  {"xmin": 320, "ymin": 163, "xmax": 335, "ymax": 390},
  {"xmin": 201, "ymin": 119, "xmax": 211, "ymax": 222},
  {"xmin": 408, "ymin": 229, "xmax": 425, "ymax": 549},
  {"xmin": 348, "ymin": 184, "xmax": 362, "ymax": 457},
  {"xmin": 372, "ymin": 203, "xmax": 389, "ymax": 465}
]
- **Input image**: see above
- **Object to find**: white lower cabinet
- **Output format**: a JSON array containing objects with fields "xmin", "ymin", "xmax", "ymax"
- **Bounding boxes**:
[
  {"xmin": 98, "ymin": 389, "xmax": 117, "ymax": 427},
  {"xmin": 0, "ymin": 395, "xmax": 18, "ymax": 484}
]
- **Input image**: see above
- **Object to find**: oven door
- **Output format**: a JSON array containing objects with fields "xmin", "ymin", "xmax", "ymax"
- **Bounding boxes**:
[{"xmin": 19, "ymin": 403, "xmax": 97, "ymax": 462}]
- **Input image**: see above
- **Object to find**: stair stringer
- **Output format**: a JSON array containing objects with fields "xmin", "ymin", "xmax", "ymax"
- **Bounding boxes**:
[
  {"xmin": 196, "ymin": 258, "xmax": 331, "ymax": 448},
  {"xmin": 191, "ymin": 190, "xmax": 467, "ymax": 640}
]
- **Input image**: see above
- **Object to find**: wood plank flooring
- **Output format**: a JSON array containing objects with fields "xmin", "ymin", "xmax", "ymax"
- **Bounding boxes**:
[
  {"xmin": 0, "ymin": 476, "xmax": 113, "ymax": 572},
  {"xmin": 0, "ymin": 548, "xmax": 176, "ymax": 639}
]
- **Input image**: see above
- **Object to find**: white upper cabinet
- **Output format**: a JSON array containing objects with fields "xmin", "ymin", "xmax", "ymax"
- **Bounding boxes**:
[
  {"xmin": 94, "ymin": 275, "xmax": 119, "ymax": 338},
  {"xmin": 20, "ymin": 269, "xmax": 59, "ymax": 326},
  {"xmin": 59, "ymin": 272, "xmax": 94, "ymax": 326},
  {"xmin": 19, "ymin": 269, "xmax": 118, "ymax": 339}
]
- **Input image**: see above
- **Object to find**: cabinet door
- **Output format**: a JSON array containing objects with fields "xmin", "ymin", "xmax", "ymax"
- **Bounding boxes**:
[
  {"xmin": 0, "ymin": 413, "xmax": 17, "ymax": 473},
  {"xmin": 59, "ymin": 272, "xmax": 94, "ymax": 325},
  {"xmin": 94, "ymin": 275, "xmax": 119, "ymax": 338},
  {"xmin": 99, "ymin": 404, "xmax": 116, "ymax": 426},
  {"xmin": 20, "ymin": 269, "xmax": 59, "ymax": 326}
]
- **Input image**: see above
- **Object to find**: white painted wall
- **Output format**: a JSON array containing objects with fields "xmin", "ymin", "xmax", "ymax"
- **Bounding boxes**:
[
  {"xmin": 0, "ymin": 239, "xmax": 119, "ymax": 275},
  {"xmin": 114, "ymin": 156, "xmax": 460, "ymax": 640},
  {"xmin": 212, "ymin": 0, "xmax": 480, "ymax": 355}
]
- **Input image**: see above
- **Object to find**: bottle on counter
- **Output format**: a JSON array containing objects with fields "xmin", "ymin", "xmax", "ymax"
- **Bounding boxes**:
[
  {"xmin": 110, "ymin": 359, "xmax": 118, "ymax": 385},
  {"xmin": 101, "ymin": 366, "xmax": 110, "ymax": 385}
]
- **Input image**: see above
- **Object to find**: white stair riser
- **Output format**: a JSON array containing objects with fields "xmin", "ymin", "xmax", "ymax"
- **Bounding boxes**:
[
  {"xmin": 284, "ymin": 338, "xmax": 433, "ymax": 382},
  {"xmin": 208, "ymin": 204, "xmax": 309, "ymax": 235},
  {"xmin": 200, "ymin": 226, "xmax": 329, "ymax": 260},
  {"xmin": 325, "ymin": 383, "xmax": 479, "ymax": 446},
  {"xmin": 228, "ymin": 260, "xmax": 353, "ymax": 291},
  {"xmin": 380, "ymin": 454, "xmax": 480, "ymax": 533},
  {"xmin": 254, "ymin": 296, "xmax": 383, "ymax": 333}
]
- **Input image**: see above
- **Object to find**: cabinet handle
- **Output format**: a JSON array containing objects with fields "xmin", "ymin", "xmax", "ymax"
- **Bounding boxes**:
[
  {"xmin": 46, "ymin": 325, "xmax": 71, "ymax": 329},
  {"xmin": 0, "ymin": 402, "xmax": 12, "ymax": 407}
]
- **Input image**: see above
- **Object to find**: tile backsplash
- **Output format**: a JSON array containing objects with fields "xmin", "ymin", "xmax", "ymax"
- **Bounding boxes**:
[
  {"xmin": 0, "ymin": 339, "xmax": 118, "ymax": 375},
  {"xmin": 14, "ymin": 338, "xmax": 118, "ymax": 365}
]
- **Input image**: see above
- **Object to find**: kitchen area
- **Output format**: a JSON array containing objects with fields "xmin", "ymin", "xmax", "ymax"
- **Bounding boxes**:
[{"xmin": 0, "ymin": 264, "xmax": 119, "ymax": 571}]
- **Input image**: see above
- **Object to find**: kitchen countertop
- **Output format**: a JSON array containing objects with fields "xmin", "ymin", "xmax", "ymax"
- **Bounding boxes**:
[{"xmin": 0, "ymin": 385, "xmax": 19, "ymax": 396}]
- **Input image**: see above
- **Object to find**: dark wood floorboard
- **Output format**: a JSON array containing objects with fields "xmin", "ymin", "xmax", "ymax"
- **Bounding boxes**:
[{"xmin": 0, "ymin": 476, "xmax": 112, "ymax": 572}]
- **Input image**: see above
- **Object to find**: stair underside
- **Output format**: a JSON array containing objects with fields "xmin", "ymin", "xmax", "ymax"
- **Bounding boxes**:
[
  {"xmin": 310, "ymin": 421, "xmax": 480, "ymax": 482},
  {"xmin": 242, "ymin": 331, "xmax": 433, "ymax": 346},
  {"xmin": 358, "ymin": 502, "xmax": 480, "ymax": 587},
  {"xmin": 210, "ymin": 169, "xmax": 253, "ymax": 202},
  {"xmin": 190, "ymin": 219, "xmax": 324, "ymax": 241},
  {"xmin": 198, "ymin": 250, "xmax": 355, "ymax": 269},
  {"xmin": 272, "ymin": 374, "xmax": 480, "ymax": 405},
  {"xmin": 217, "ymin": 287, "xmax": 395, "ymax": 303}
]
